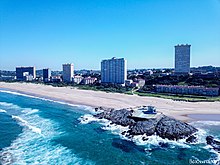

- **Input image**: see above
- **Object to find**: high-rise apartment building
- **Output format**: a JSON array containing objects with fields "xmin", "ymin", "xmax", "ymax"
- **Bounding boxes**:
[
  {"xmin": 16, "ymin": 66, "xmax": 36, "ymax": 81},
  {"xmin": 175, "ymin": 44, "xmax": 191, "ymax": 74},
  {"xmin": 62, "ymin": 63, "xmax": 74, "ymax": 82},
  {"xmin": 43, "ymin": 68, "xmax": 51, "ymax": 82},
  {"xmin": 101, "ymin": 57, "xmax": 127, "ymax": 84}
]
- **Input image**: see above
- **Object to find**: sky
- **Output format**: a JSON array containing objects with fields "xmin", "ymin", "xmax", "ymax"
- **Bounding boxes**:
[{"xmin": 0, "ymin": 0, "xmax": 220, "ymax": 71}]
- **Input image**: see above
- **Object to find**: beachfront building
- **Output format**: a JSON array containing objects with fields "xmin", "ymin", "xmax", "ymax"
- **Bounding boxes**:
[
  {"xmin": 155, "ymin": 85, "xmax": 219, "ymax": 96},
  {"xmin": 62, "ymin": 63, "xmax": 74, "ymax": 83},
  {"xmin": 51, "ymin": 76, "xmax": 62, "ymax": 83},
  {"xmin": 82, "ymin": 77, "xmax": 97, "ymax": 85},
  {"xmin": 101, "ymin": 57, "xmax": 127, "ymax": 84},
  {"xmin": 74, "ymin": 75, "xmax": 84, "ymax": 84},
  {"xmin": 175, "ymin": 44, "xmax": 191, "ymax": 74},
  {"xmin": 125, "ymin": 79, "xmax": 145, "ymax": 88},
  {"xmin": 43, "ymin": 68, "xmax": 51, "ymax": 82},
  {"xmin": 16, "ymin": 66, "xmax": 36, "ymax": 81}
]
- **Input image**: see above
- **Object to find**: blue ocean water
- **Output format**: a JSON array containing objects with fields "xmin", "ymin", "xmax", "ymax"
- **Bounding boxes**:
[{"xmin": 0, "ymin": 89, "xmax": 219, "ymax": 165}]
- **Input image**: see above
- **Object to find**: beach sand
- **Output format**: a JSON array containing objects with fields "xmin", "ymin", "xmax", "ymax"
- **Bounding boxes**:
[{"xmin": 0, "ymin": 82, "xmax": 220, "ymax": 122}]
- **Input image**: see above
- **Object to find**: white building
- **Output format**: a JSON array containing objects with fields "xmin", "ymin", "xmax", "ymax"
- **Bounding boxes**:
[
  {"xmin": 175, "ymin": 44, "xmax": 191, "ymax": 74},
  {"xmin": 101, "ymin": 57, "xmax": 127, "ymax": 84},
  {"xmin": 74, "ymin": 75, "xmax": 84, "ymax": 84},
  {"xmin": 82, "ymin": 77, "xmax": 97, "ymax": 85},
  {"xmin": 62, "ymin": 63, "xmax": 74, "ymax": 82}
]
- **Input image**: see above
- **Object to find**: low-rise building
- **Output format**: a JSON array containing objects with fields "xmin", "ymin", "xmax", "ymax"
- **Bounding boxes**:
[
  {"xmin": 155, "ymin": 85, "xmax": 219, "ymax": 96},
  {"xmin": 126, "ymin": 79, "xmax": 145, "ymax": 87},
  {"xmin": 23, "ymin": 72, "xmax": 34, "ymax": 81},
  {"xmin": 81, "ymin": 77, "xmax": 97, "ymax": 85},
  {"xmin": 51, "ymin": 76, "xmax": 62, "ymax": 83},
  {"xmin": 74, "ymin": 75, "xmax": 84, "ymax": 84}
]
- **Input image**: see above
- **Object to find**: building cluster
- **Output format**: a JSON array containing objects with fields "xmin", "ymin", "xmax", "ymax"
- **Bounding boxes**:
[
  {"xmin": 15, "ymin": 63, "xmax": 98, "ymax": 85},
  {"xmin": 155, "ymin": 85, "xmax": 219, "ymax": 96},
  {"xmin": 73, "ymin": 76, "xmax": 97, "ymax": 85},
  {"xmin": 10, "ymin": 44, "xmax": 219, "ymax": 96}
]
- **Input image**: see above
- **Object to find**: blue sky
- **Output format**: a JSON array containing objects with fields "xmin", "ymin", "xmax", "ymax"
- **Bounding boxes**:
[{"xmin": 0, "ymin": 0, "xmax": 220, "ymax": 70}]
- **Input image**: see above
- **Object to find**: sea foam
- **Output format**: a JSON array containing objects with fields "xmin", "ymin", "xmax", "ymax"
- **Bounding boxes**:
[
  {"xmin": 12, "ymin": 115, "xmax": 42, "ymax": 134},
  {"xmin": 0, "ymin": 104, "xmax": 94, "ymax": 165},
  {"xmin": 0, "ymin": 109, "xmax": 7, "ymax": 113},
  {"xmin": 79, "ymin": 113, "xmax": 191, "ymax": 149},
  {"xmin": 0, "ymin": 89, "xmax": 93, "ymax": 112}
]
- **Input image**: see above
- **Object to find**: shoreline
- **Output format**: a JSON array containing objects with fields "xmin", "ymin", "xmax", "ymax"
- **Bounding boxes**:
[{"xmin": 0, "ymin": 82, "xmax": 220, "ymax": 122}]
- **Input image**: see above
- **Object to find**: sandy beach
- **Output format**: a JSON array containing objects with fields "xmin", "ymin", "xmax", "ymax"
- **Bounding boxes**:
[{"xmin": 0, "ymin": 82, "xmax": 220, "ymax": 122}]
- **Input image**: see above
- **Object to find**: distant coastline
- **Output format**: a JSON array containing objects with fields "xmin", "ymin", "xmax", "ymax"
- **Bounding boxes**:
[{"xmin": 1, "ymin": 82, "xmax": 220, "ymax": 122}]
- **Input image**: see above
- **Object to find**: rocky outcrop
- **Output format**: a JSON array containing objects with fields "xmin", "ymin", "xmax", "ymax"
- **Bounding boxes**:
[
  {"xmin": 186, "ymin": 135, "xmax": 198, "ymax": 143},
  {"xmin": 94, "ymin": 108, "xmax": 198, "ymax": 141},
  {"xmin": 128, "ymin": 119, "xmax": 158, "ymax": 136},
  {"xmin": 206, "ymin": 136, "xmax": 220, "ymax": 152},
  {"xmin": 155, "ymin": 116, "xmax": 198, "ymax": 140},
  {"xmin": 94, "ymin": 109, "xmax": 135, "ymax": 126}
]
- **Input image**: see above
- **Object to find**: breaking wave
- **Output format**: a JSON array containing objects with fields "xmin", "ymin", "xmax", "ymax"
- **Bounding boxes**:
[
  {"xmin": 0, "ymin": 109, "xmax": 7, "ymax": 113},
  {"xmin": 0, "ymin": 89, "xmax": 93, "ymax": 112},
  {"xmin": 0, "ymin": 101, "xmax": 93, "ymax": 165}
]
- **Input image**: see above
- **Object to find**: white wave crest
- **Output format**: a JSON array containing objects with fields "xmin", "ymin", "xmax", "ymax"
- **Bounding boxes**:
[
  {"xmin": 79, "ymin": 114, "xmax": 109, "ymax": 124},
  {"xmin": 12, "ymin": 115, "xmax": 42, "ymax": 134},
  {"xmin": 0, "ymin": 109, "xmax": 7, "ymax": 113},
  {"xmin": 1, "ymin": 112, "xmax": 93, "ymax": 165},
  {"xmin": 21, "ymin": 108, "xmax": 39, "ymax": 115},
  {"xmin": 0, "ymin": 101, "xmax": 20, "ymax": 110},
  {"xmin": 128, "ymin": 133, "xmax": 191, "ymax": 149},
  {"xmin": 0, "ymin": 90, "xmax": 93, "ymax": 113},
  {"xmin": 102, "ymin": 123, "xmax": 129, "ymax": 135},
  {"xmin": 80, "ymin": 113, "xmax": 192, "ymax": 148},
  {"xmin": 0, "ymin": 102, "xmax": 14, "ymax": 107},
  {"xmin": 191, "ymin": 120, "xmax": 220, "ymax": 126}
]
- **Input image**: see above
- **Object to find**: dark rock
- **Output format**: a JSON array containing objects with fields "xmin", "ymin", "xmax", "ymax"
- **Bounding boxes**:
[
  {"xmin": 156, "ymin": 116, "xmax": 198, "ymax": 140},
  {"xmin": 94, "ymin": 109, "xmax": 135, "ymax": 126},
  {"xmin": 128, "ymin": 119, "xmax": 157, "ymax": 136},
  {"xmin": 121, "ymin": 131, "xmax": 127, "ymax": 135},
  {"xmin": 206, "ymin": 136, "xmax": 214, "ymax": 145},
  {"xmin": 206, "ymin": 136, "xmax": 220, "ymax": 152},
  {"xmin": 142, "ymin": 136, "xmax": 149, "ymax": 141},
  {"xmin": 93, "ymin": 108, "xmax": 198, "ymax": 140},
  {"xmin": 186, "ymin": 135, "xmax": 198, "ymax": 143},
  {"xmin": 159, "ymin": 142, "xmax": 169, "ymax": 148}
]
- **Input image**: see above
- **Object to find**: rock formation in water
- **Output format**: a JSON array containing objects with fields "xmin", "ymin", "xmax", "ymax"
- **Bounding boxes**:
[
  {"xmin": 94, "ymin": 108, "xmax": 198, "ymax": 141},
  {"xmin": 206, "ymin": 136, "xmax": 220, "ymax": 153}
]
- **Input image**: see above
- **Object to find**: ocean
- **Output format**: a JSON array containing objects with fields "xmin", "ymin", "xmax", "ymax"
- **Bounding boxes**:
[{"xmin": 0, "ymin": 89, "xmax": 219, "ymax": 165}]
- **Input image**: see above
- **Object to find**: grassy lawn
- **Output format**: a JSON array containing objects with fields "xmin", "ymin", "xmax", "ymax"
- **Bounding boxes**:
[
  {"xmin": 134, "ymin": 92, "xmax": 220, "ymax": 102},
  {"xmin": 76, "ymin": 85, "xmax": 220, "ymax": 102}
]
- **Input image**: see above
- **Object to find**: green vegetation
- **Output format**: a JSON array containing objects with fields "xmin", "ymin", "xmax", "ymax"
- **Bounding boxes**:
[
  {"xmin": 134, "ymin": 91, "xmax": 220, "ymax": 102},
  {"xmin": 75, "ymin": 84, "xmax": 220, "ymax": 102},
  {"xmin": 76, "ymin": 84, "xmax": 132, "ymax": 93}
]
